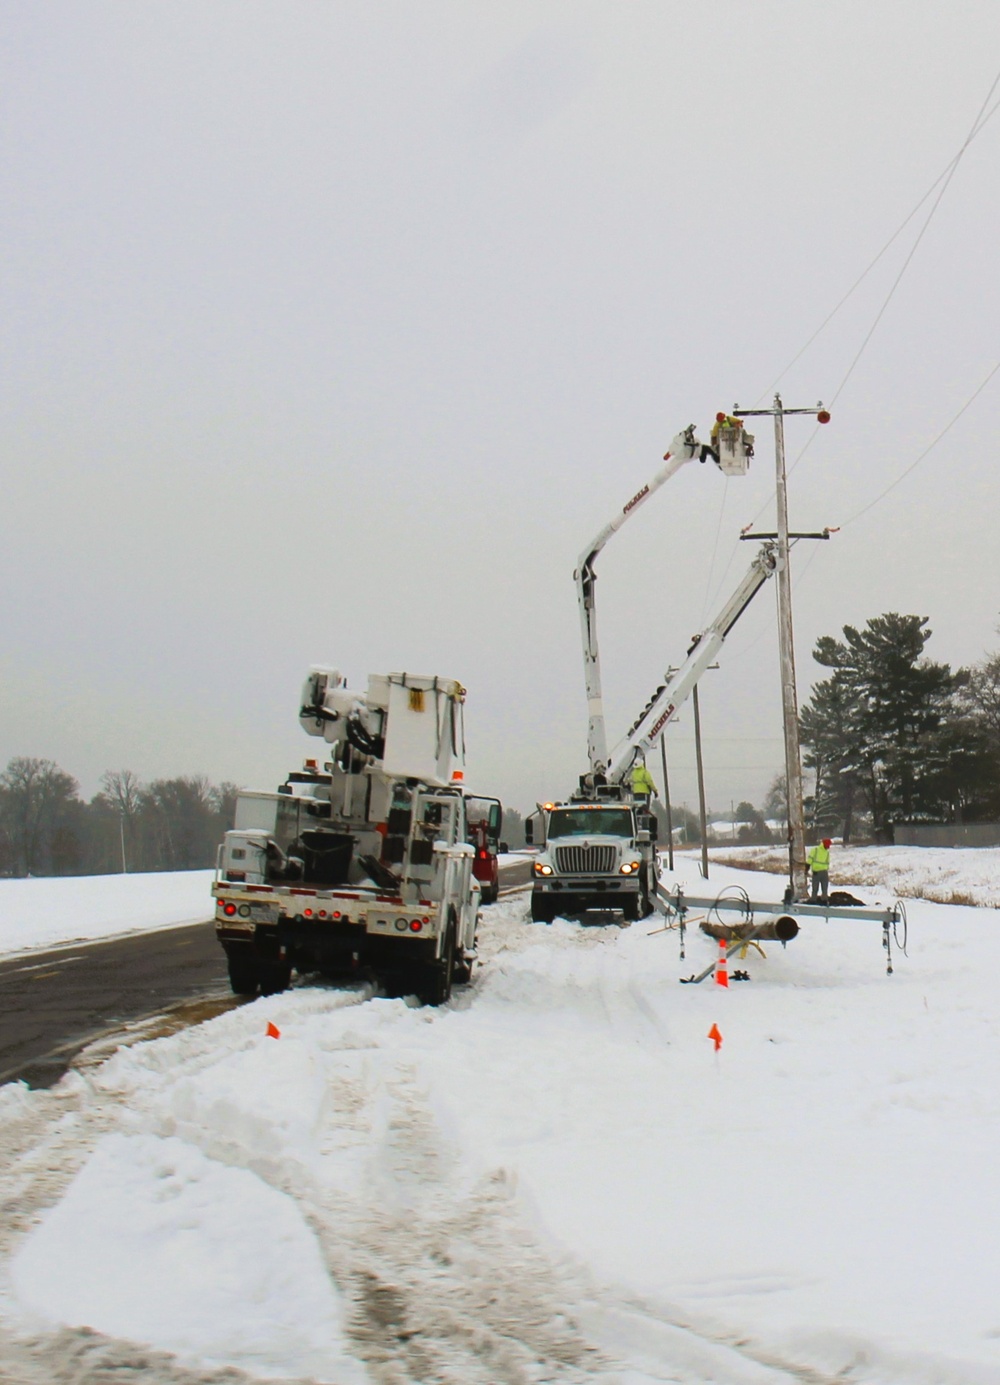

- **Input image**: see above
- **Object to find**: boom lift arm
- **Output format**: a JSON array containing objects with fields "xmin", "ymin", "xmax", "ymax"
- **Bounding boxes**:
[
  {"xmin": 605, "ymin": 541, "xmax": 780, "ymax": 783},
  {"xmin": 575, "ymin": 426, "xmax": 719, "ymax": 774}
]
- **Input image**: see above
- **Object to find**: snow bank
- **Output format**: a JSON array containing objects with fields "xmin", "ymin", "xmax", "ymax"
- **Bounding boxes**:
[
  {"xmin": 11, "ymin": 1131, "xmax": 365, "ymax": 1383},
  {"xmin": 0, "ymin": 870, "xmax": 214, "ymax": 958},
  {"xmin": 702, "ymin": 843, "xmax": 1000, "ymax": 907}
]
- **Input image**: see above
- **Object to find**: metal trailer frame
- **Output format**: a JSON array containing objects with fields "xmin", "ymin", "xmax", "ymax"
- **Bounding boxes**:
[{"xmin": 653, "ymin": 884, "xmax": 907, "ymax": 980}]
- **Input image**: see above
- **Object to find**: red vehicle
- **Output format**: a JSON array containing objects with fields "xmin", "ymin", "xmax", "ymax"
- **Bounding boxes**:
[{"xmin": 466, "ymin": 796, "xmax": 505, "ymax": 904}]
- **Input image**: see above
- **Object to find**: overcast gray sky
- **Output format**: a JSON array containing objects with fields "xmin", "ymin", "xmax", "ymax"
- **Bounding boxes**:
[{"xmin": 2, "ymin": 2, "xmax": 998, "ymax": 818}]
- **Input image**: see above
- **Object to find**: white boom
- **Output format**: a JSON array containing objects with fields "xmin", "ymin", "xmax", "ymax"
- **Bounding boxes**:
[
  {"xmin": 605, "ymin": 541, "xmax": 779, "ymax": 782},
  {"xmin": 574, "ymin": 426, "xmax": 720, "ymax": 773}
]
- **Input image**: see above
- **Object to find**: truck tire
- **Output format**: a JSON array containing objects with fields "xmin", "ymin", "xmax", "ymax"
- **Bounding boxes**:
[
  {"xmin": 421, "ymin": 912, "xmax": 456, "ymax": 1005},
  {"xmin": 530, "ymin": 893, "xmax": 554, "ymax": 924},
  {"xmin": 226, "ymin": 947, "xmax": 260, "ymax": 997},
  {"xmin": 481, "ymin": 883, "xmax": 498, "ymax": 905},
  {"xmin": 259, "ymin": 961, "xmax": 292, "ymax": 996},
  {"xmin": 621, "ymin": 894, "xmax": 640, "ymax": 923},
  {"xmin": 453, "ymin": 922, "xmax": 476, "ymax": 984}
]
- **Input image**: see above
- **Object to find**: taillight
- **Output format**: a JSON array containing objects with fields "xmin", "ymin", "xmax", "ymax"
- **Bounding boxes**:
[
  {"xmin": 478, "ymin": 849, "xmax": 488, "ymax": 859},
  {"xmin": 409, "ymin": 919, "xmax": 422, "ymax": 932},
  {"xmin": 304, "ymin": 908, "xmax": 313, "ymax": 917},
  {"xmin": 222, "ymin": 902, "xmax": 237, "ymax": 917}
]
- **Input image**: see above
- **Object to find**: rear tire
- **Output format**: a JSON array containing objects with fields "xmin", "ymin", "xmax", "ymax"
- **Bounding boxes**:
[
  {"xmin": 259, "ymin": 962, "xmax": 292, "ymax": 996},
  {"xmin": 621, "ymin": 894, "xmax": 640, "ymax": 923},
  {"xmin": 421, "ymin": 912, "xmax": 456, "ymax": 1005},
  {"xmin": 226, "ymin": 947, "xmax": 260, "ymax": 997}
]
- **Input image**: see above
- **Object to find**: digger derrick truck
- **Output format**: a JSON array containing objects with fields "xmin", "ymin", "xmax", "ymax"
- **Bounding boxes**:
[{"xmin": 212, "ymin": 669, "xmax": 480, "ymax": 1005}]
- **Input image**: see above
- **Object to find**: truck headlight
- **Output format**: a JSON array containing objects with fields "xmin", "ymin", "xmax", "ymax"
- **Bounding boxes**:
[
  {"xmin": 534, "ymin": 862, "xmax": 553, "ymax": 876},
  {"xmin": 619, "ymin": 861, "xmax": 641, "ymax": 875}
]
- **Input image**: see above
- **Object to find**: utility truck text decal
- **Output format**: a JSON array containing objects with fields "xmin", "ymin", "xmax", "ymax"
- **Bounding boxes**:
[
  {"xmin": 623, "ymin": 484, "xmax": 649, "ymax": 515},
  {"xmin": 648, "ymin": 704, "xmax": 676, "ymax": 740}
]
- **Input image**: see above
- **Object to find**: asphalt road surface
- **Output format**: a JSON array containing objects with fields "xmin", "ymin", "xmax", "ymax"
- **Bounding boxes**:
[
  {"xmin": 0, "ymin": 922, "xmax": 231, "ymax": 1090},
  {"xmin": 0, "ymin": 855, "xmax": 534, "ymax": 1090}
]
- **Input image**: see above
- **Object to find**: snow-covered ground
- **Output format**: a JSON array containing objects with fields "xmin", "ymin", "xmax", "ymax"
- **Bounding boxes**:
[
  {"xmin": 703, "ymin": 842, "xmax": 1000, "ymax": 907},
  {"xmin": 0, "ymin": 870, "xmax": 214, "ymax": 959},
  {"xmin": 1, "ymin": 858, "xmax": 999, "ymax": 1383}
]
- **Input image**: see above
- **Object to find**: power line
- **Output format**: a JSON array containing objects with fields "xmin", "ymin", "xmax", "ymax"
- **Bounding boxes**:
[
  {"xmin": 829, "ymin": 71, "xmax": 1000, "ymax": 409},
  {"xmin": 699, "ymin": 475, "xmax": 730, "ymax": 626},
  {"xmin": 754, "ymin": 80, "xmax": 1000, "ymax": 406},
  {"xmin": 735, "ymin": 67, "xmax": 1000, "ymax": 536},
  {"xmin": 840, "ymin": 359, "xmax": 1000, "ymax": 527}
]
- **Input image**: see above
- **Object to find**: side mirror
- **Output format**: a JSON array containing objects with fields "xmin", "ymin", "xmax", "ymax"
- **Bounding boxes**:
[
  {"xmin": 645, "ymin": 816, "xmax": 659, "ymax": 841},
  {"xmin": 499, "ymin": 841, "xmax": 509, "ymax": 855},
  {"xmin": 524, "ymin": 821, "xmax": 534, "ymax": 845}
]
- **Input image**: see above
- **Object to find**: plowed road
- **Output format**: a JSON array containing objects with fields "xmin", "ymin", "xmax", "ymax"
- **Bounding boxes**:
[{"xmin": 0, "ymin": 857, "xmax": 533, "ymax": 1088}]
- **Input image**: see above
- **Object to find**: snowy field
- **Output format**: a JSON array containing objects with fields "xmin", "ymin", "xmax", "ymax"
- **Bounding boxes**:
[
  {"xmin": 1, "ymin": 860, "xmax": 999, "ymax": 1383},
  {"xmin": 702, "ymin": 843, "xmax": 1000, "ymax": 908},
  {"xmin": 0, "ymin": 870, "xmax": 214, "ymax": 959}
]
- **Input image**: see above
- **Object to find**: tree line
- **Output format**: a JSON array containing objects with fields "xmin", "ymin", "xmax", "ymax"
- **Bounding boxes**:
[
  {"xmin": 799, "ymin": 612, "xmax": 1000, "ymax": 842},
  {"xmin": 0, "ymin": 760, "xmax": 239, "ymax": 877}
]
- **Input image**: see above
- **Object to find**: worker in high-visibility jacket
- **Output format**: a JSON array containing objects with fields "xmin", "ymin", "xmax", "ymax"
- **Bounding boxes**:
[
  {"xmin": 630, "ymin": 757, "xmax": 657, "ymax": 808},
  {"xmin": 807, "ymin": 838, "xmax": 832, "ymax": 901}
]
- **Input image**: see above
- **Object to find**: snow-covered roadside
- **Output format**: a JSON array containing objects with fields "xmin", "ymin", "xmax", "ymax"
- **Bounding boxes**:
[
  {"xmin": 1, "ymin": 861, "xmax": 999, "ymax": 1383},
  {"xmin": 0, "ymin": 871, "xmax": 214, "ymax": 959},
  {"xmin": 700, "ymin": 843, "xmax": 1000, "ymax": 907}
]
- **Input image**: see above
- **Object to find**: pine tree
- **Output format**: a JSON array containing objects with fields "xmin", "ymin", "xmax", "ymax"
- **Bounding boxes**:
[{"xmin": 801, "ymin": 614, "xmax": 957, "ymax": 841}]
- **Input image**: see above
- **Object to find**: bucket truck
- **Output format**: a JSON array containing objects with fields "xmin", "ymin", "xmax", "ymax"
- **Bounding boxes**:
[
  {"xmin": 212, "ymin": 669, "xmax": 481, "ymax": 1005},
  {"xmin": 528, "ymin": 540, "xmax": 778, "ymax": 922},
  {"xmin": 526, "ymin": 416, "xmax": 760, "ymax": 924}
]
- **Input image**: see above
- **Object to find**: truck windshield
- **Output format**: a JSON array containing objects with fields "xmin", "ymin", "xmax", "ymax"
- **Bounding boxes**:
[{"xmin": 547, "ymin": 808, "xmax": 633, "ymax": 838}]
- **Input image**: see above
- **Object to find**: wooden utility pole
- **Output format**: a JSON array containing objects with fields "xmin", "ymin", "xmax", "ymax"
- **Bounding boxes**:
[
  {"xmin": 734, "ymin": 395, "xmax": 831, "ymax": 900},
  {"xmin": 659, "ymin": 733, "xmax": 674, "ymax": 871},
  {"xmin": 692, "ymin": 685, "xmax": 709, "ymax": 880}
]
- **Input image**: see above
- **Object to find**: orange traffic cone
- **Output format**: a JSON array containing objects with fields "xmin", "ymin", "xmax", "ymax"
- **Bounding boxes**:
[
  {"xmin": 714, "ymin": 939, "xmax": 729, "ymax": 988},
  {"xmin": 266, "ymin": 1021, "xmax": 281, "ymax": 1039}
]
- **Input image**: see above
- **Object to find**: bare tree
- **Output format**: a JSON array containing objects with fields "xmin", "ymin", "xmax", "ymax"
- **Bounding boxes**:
[
  {"xmin": 98, "ymin": 769, "xmax": 143, "ymax": 871},
  {"xmin": 0, "ymin": 757, "xmax": 81, "ymax": 875}
]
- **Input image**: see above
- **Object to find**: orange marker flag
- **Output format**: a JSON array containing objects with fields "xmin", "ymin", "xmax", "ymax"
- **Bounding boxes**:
[
  {"xmin": 266, "ymin": 1021, "xmax": 281, "ymax": 1039},
  {"xmin": 708, "ymin": 1023, "xmax": 723, "ymax": 1052}
]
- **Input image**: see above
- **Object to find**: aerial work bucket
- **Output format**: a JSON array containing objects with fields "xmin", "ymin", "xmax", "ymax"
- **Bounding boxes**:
[{"xmin": 712, "ymin": 413, "xmax": 753, "ymax": 477}]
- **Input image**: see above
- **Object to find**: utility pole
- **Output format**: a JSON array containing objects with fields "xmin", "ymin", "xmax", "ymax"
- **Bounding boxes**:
[
  {"xmin": 120, "ymin": 814, "xmax": 128, "ymax": 874},
  {"xmin": 659, "ymin": 733, "xmax": 674, "ymax": 871},
  {"xmin": 692, "ymin": 685, "xmax": 709, "ymax": 880},
  {"xmin": 735, "ymin": 395, "xmax": 830, "ymax": 899}
]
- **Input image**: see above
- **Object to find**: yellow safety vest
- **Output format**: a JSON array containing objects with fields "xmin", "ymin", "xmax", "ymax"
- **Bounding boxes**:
[
  {"xmin": 808, "ymin": 843, "xmax": 830, "ymax": 872},
  {"xmin": 631, "ymin": 764, "xmax": 656, "ymax": 795}
]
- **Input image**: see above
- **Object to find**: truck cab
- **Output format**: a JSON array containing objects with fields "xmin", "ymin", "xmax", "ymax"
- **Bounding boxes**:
[
  {"xmin": 525, "ymin": 796, "xmax": 658, "ymax": 923},
  {"xmin": 465, "ymin": 795, "xmax": 505, "ymax": 904}
]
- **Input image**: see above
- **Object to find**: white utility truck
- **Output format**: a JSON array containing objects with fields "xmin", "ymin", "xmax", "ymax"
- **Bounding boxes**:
[
  {"xmin": 525, "ymin": 797, "xmax": 657, "ymax": 922},
  {"xmin": 212, "ymin": 669, "xmax": 480, "ymax": 1005},
  {"xmin": 528, "ymin": 416, "xmax": 774, "ymax": 924}
]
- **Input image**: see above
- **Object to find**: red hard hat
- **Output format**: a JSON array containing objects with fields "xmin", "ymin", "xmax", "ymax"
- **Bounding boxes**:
[{"xmin": 822, "ymin": 838, "xmax": 832, "ymax": 847}]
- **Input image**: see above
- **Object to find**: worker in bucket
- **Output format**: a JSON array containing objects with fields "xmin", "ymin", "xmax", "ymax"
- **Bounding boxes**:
[
  {"xmin": 630, "ymin": 755, "xmax": 658, "ymax": 808},
  {"xmin": 807, "ymin": 837, "xmax": 833, "ymax": 902}
]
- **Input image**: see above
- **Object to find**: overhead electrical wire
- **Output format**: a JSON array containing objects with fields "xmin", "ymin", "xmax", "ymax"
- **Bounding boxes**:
[
  {"xmin": 839, "ymin": 358, "xmax": 1000, "ymax": 527},
  {"xmin": 754, "ymin": 81, "xmax": 1000, "ymax": 408},
  {"xmin": 699, "ymin": 475, "xmax": 730, "ymax": 626},
  {"xmin": 728, "ymin": 67, "xmax": 1000, "ymax": 541}
]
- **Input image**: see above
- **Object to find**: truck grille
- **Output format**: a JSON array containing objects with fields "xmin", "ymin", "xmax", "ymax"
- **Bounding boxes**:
[{"xmin": 555, "ymin": 845, "xmax": 617, "ymax": 875}]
